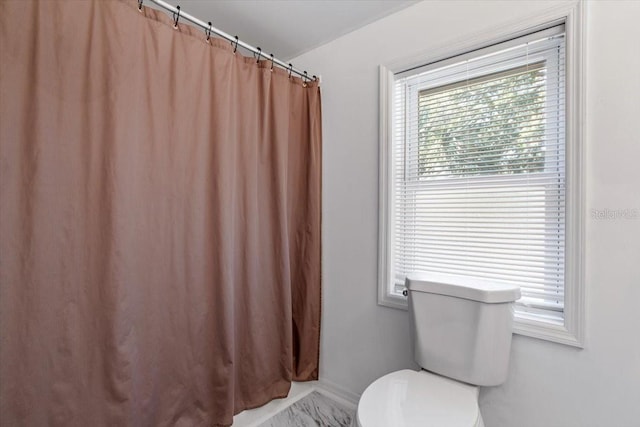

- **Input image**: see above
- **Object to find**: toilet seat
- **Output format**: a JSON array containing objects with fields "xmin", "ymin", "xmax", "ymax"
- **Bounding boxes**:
[{"xmin": 356, "ymin": 369, "xmax": 482, "ymax": 427}]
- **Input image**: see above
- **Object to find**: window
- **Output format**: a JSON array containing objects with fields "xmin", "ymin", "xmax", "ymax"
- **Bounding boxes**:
[{"xmin": 379, "ymin": 13, "xmax": 584, "ymax": 346}]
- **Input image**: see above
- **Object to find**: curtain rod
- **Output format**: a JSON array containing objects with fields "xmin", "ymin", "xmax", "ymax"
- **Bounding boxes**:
[{"xmin": 140, "ymin": 0, "xmax": 317, "ymax": 83}]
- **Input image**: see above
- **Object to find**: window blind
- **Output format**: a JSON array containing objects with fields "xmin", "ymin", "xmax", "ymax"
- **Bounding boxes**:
[{"xmin": 392, "ymin": 26, "xmax": 566, "ymax": 323}]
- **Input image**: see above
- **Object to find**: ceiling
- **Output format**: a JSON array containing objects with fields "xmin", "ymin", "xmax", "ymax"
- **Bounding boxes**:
[{"xmin": 152, "ymin": 0, "xmax": 418, "ymax": 60}]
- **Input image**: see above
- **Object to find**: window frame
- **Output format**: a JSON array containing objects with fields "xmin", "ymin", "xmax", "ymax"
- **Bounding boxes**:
[{"xmin": 377, "ymin": 2, "xmax": 584, "ymax": 347}]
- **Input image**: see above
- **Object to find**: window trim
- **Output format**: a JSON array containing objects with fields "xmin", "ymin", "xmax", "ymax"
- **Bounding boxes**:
[{"xmin": 377, "ymin": 1, "xmax": 584, "ymax": 347}]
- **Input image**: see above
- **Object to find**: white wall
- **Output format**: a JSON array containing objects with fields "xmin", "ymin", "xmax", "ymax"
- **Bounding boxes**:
[{"xmin": 292, "ymin": 1, "xmax": 640, "ymax": 426}]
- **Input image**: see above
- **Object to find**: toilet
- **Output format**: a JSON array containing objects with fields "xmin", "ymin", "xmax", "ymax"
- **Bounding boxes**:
[{"xmin": 356, "ymin": 273, "xmax": 521, "ymax": 427}]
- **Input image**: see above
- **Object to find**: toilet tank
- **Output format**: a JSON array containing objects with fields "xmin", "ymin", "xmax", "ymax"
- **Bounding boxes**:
[{"xmin": 406, "ymin": 273, "xmax": 521, "ymax": 387}]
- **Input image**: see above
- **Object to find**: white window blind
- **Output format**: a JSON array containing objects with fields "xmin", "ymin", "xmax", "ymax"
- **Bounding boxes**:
[{"xmin": 391, "ymin": 26, "xmax": 566, "ymax": 324}]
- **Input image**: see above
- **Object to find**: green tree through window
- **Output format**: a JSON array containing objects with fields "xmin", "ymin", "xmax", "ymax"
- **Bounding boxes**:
[{"xmin": 417, "ymin": 63, "xmax": 547, "ymax": 177}]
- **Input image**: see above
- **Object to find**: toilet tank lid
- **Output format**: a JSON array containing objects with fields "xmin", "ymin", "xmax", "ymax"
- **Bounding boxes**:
[{"xmin": 406, "ymin": 273, "xmax": 521, "ymax": 303}]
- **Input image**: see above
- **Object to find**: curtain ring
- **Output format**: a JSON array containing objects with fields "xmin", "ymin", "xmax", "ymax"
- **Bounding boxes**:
[
  {"xmin": 138, "ymin": 0, "xmax": 143, "ymax": 11},
  {"xmin": 172, "ymin": 5, "xmax": 180, "ymax": 28},
  {"xmin": 232, "ymin": 36, "xmax": 239, "ymax": 54},
  {"xmin": 288, "ymin": 63, "xmax": 293, "ymax": 79},
  {"xmin": 313, "ymin": 75, "xmax": 318, "ymax": 82},
  {"xmin": 206, "ymin": 22, "xmax": 212, "ymax": 42},
  {"xmin": 255, "ymin": 47, "xmax": 262, "ymax": 64},
  {"xmin": 270, "ymin": 54, "xmax": 275, "ymax": 72},
  {"xmin": 303, "ymin": 71, "xmax": 308, "ymax": 87}
]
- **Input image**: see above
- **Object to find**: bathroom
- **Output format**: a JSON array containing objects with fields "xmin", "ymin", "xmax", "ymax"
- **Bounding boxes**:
[{"xmin": 1, "ymin": 1, "xmax": 638, "ymax": 426}]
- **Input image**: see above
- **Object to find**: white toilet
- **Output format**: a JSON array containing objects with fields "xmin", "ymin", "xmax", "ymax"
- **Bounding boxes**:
[{"xmin": 356, "ymin": 273, "xmax": 521, "ymax": 427}]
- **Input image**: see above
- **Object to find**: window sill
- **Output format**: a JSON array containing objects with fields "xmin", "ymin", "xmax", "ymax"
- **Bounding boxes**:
[
  {"xmin": 512, "ymin": 314, "xmax": 583, "ymax": 347},
  {"xmin": 378, "ymin": 291, "xmax": 584, "ymax": 348}
]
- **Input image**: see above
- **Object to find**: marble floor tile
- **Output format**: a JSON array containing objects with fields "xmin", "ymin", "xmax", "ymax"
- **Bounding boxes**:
[{"xmin": 257, "ymin": 391, "xmax": 355, "ymax": 427}]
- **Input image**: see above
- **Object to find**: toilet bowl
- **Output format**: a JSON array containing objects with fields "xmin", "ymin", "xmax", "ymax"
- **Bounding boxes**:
[{"xmin": 356, "ymin": 369, "xmax": 483, "ymax": 427}]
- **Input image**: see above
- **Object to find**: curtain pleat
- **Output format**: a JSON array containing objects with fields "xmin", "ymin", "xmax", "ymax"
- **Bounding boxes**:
[{"xmin": 0, "ymin": 1, "xmax": 322, "ymax": 426}]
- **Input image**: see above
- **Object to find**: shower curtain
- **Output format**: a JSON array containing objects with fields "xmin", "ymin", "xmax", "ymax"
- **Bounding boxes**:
[{"xmin": 0, "ymin": 1, "xmax": 321, "ymax": 426}]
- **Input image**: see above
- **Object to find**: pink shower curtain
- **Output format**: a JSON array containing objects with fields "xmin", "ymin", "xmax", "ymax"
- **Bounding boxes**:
[{"xmin": 0, "ymin": 1, "xmax": 321, "ymax": 426}]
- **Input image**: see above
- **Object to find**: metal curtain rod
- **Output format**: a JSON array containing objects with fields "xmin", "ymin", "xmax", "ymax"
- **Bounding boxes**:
[{"xmin": 141, "ymin": 0, "xmax": 316, "ymax": 82}]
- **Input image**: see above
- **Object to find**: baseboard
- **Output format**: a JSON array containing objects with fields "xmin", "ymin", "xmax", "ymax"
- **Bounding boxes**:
[{"xmin": 314, "ymin": 378, "xmax": 361, "ymax": 410}]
